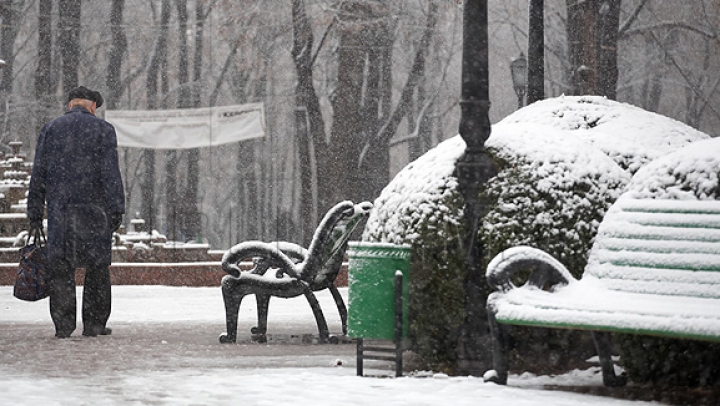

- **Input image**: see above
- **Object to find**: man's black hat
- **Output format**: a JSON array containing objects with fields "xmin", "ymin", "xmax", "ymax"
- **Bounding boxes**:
[{"xmin": 67, "ymin": 86, "xmax": 104, "ymax": 108}]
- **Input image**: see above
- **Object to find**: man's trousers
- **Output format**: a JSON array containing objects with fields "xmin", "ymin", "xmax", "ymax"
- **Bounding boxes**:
[{"xmin": 49, "ymin": 260, "xmax": 111, "ymax": 336}]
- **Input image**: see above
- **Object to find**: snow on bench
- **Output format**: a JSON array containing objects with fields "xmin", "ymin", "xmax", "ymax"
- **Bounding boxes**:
[{"xmin": 484, "ymin": 197, "xmax": 720, "ymax": 387}]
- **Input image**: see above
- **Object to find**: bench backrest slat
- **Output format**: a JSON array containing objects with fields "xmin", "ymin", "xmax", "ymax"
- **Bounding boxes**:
[
  {"xmin": 585, "ymin": 198, "xmax": 720, "ymax": 297},
  {"xmin": 303, "ymin": 201, "xmax": 372, "ymax": 287}
]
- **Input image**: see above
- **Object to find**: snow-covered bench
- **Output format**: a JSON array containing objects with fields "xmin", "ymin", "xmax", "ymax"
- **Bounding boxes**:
[
  {"xmin": 219, "ymin": 201, "xmax": 372, "ymax": 344},
  {"xmin": 484, "ymin": 197, "xmax": 720, "ymax": 387}
]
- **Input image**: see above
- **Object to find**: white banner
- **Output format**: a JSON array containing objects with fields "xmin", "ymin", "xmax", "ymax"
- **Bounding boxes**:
[{"xmin": 104, "ymin": 103, "xmax": 265, "ymax": 149}]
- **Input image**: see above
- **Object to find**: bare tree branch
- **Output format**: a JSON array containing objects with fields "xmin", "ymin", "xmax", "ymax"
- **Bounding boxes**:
[
  {"xmin": 310, "ymin": 17, "xmax": 336, "ymax": 67},
  {"xmin": 618, "ymin": 0, "xmax": 649, "ymax": 38},
  {"xmin": 623, "ymin": 22, "xmax": 717, "ymax": 40},
  {"xmin": 359, "ymin": 1, "xmax": 438, "ymax": 165}
]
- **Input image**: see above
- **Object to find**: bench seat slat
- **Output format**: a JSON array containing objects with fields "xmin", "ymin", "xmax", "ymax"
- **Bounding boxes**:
[
  {"xmin": 490, "ymin": 282, "xmax": 720, "ymax": 342},
  {"xmin": 487, "ymin": 198, "xmax": 720, "ymax": 385},
  {"xmin": 597, "ymin": 278, "xmax": 720, "ymax": 299}
]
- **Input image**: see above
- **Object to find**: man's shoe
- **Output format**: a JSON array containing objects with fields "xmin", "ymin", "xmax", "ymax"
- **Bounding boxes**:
[{"xmin": 82, "ymin": 327, "xmax": 112, "ymax": 337}]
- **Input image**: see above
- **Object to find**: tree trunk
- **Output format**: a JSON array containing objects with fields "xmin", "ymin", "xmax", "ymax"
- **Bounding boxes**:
[
  {"xmin": 165, "ymin": 148, "xmax": 178, "ymax": 240},
  {"xmin": 566, "ymin": 0, "xmax": 596, "ymax": 95},
  {"xmin": 58, "ymin": 0, "xmax": 81, "ymax": 94},
  {"xmin": 596, "ymin": 0, "xmax": 620, "ymax": 99},
  {"xmin": 106, "ymin": 0, "xmax": 126, "ymax": 110},
  {"xmin": 176, "ymin": 0, "xmax": 190, "ymax": 107},
  {"xmin": 291, "ymin": 0, "xmax": 326, "ymax": 243},
  {"xmin": 142, "ymin": 0, "xmax": 172, "ymax": 232},
  {"xmin": 323, "ymin": 7, "xmax": 365, "ymax": 211},
  {"xmin": 0, "ymin": 1, "xmax": 21, "ymax": 96},
  {"xmin": 566, "ymin": 0, "xmax": 620, "ymax": 98},
  {"xmin": 34, "ymin": 0, "xmax": 55, "ymax": 127},
  {"xmin": 35, "ymin": 0, "xmax": 53, "ymax": 100},
  {"xmin": 353, "ymin": 12, "xmax": 391, "ymax": 204},
  {"xmin": 359, "ymin": 1, "xmax": 437, "ymax": 199},
  {"xmin": 180, "ymin": 0, "xmax": 206, "ymax": 242},
  {"xmin": 166, "ymin": 0, "xmax": 189, "ymax": 241},
  {"xmin": 192, "ymin": 1, "xmax": 205, "ymax": 108}
]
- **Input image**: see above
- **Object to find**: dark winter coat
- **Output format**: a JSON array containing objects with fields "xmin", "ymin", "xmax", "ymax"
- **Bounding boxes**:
[{"xmin": 27, "ymin": 106, "xmax": 125, "ymax": 267}]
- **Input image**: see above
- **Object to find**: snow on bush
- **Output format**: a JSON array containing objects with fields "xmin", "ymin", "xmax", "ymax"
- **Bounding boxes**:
[
  {"xmin": 361, "ymin": 95, "xmax": 711, "ymax": 371},
  {"xmin": 498, "ymin": 95, "xmax": 709, "ymax": 174},
  {"xmin": 364, "ymin": 96, "xmax": 708, "ymax": 250},
  {"xmin": 363, "ymin": 135, "xmax": 465, "ymax": 245},
  {"xmin": 362, "ymin": 136, "xmax": 467, "ymax": 371},
  {"xmin": 481, "ymin": 122, "xmax": 628, "ymax": 277},
  {"xmin": 623, "ymin": 137, "xmax": 720, "ymax": 200}
]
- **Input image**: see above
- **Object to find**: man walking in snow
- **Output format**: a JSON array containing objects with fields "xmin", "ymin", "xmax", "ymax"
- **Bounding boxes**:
[{"xmin": 28, "ymin": 86, "xmax": 125, "ymax": 338}]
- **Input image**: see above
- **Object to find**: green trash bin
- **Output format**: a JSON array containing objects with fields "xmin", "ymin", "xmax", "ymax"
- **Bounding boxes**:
[{"xmin": 347, "ymin": 242, "xmax": 411, "ymax": 340}]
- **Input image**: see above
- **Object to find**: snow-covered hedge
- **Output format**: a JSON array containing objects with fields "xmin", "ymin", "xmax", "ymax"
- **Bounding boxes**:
[
  {"xmin": 498, "ymin": 95, "xmax": 708, "ymax": 174},
  {"xmin": 623, "ymin": 136, "xmax": 720, "ymax": 200},
  {"xmin": 362, "ymin": 96, "xmax": 710, "ymax": 371},
  {"xmin": 363, "ymin": 136, "xmax": 467, "ymax": 370},
  {"xmin": 482, "ymin": 122, "xmax": 629, "ymax": 277}
]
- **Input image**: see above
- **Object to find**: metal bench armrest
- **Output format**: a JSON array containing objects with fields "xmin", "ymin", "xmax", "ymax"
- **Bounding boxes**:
[
  {"xmin": 486, "ymin": 246, "xmax": 576, "ymax": 292},
  {"xmin": 222, "ymin": 241, "xmax": 301, "ymax": 279}
]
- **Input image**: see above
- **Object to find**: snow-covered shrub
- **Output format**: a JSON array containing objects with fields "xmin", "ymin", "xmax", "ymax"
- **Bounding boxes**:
[
  {"xmin": 623, "ymin": 137, "xmax": 720, "ymax": 200},
  {"xmin": 498, "ymin": 95, "xmax": 708, "ymax": 175},
  {"xmin": 363, "ymin": 136, "xmax": 468, "ymax": 371},
  {"xmin": 612, "ymin": 137, "xmax": 720, "ymax": 387},
  {"xmin": 362, "ymin": 96, "xmax": 710, "ymax": 372},
  {"xmin": 482, "ymin": 123, "xmax": 629, "ymax": 278},
  {"xmin": 479, "ymin": 123, "xmax": 631, "ymax": 373}
]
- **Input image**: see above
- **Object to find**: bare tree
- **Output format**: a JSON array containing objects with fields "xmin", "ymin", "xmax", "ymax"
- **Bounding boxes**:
[
  {"xmin": 565, "ymin": 0, "xmax": 621, "ymax": 98},
  {"xmin": 142, "ymin": 0, "xmax": 172, "ymax": 232},
  {"xmin": 106, "ymin": 0, "xmax": 127, "ymax": 110},
  {"xmin": 0, "ymin": 0, "xmax": 22, "ymax": 96},
  {"xmin": 34, "ymin": 0, "xmax": 55, "ymax": 127},
  {"xmin": 291, "ymin": 0, "xmax": 325, "ymax": 243},
  {"xmin": 178, "ymin": 0, "xmax": 207, "ymax": 242},
  {"xmin": 58, "ymin": 0, "xmax": 81, "ymax": 94},
  {"xmin": 358, "ymin": 1, "xmax": 439, "ymax": 202}
]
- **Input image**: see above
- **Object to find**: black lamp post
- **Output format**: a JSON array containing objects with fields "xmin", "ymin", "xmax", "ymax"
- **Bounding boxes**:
[
  {"xmin": 510, "ymin": 52, "xmax": 527, "ymax": 109},
  {"xmin": 456, "ymin": 0, "xmax": 497, "ymax": 376},
  {"xmin": 527, "ymin": 0, "xmax": 545, "ymax": 104}
]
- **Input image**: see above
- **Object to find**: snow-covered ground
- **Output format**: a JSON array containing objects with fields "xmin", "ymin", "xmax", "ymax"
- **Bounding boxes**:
[{"xmin": 0, "ymin": 285, "xmax": 658, "ymax": 406}]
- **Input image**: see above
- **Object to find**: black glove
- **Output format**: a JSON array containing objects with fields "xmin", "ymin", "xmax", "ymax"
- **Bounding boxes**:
[
  {"xmin": 110, "ymin": 213, "xmax": 123, "ymax": 232},
  {"xmin": 29, "ymin": 218, "xmax": 43, "ymax": 230}
]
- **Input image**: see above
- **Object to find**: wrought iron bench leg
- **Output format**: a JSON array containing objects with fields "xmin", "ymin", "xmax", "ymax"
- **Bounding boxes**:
[
  {"xmin": 219, "ymin": 279, "xmax": 244, "ymax": 343},
  {"xmin": 329, "ymin": 285, "xmax": 348, "ymax": 335},
  {"xmin": 251, "ymin": 294, "xmax": 270, "ymax": 342},
  {"xmin": 485, "ymin": 304, "xmax": 509, "ymax": 384},
  {"xmin": 591, "ymin": 331, "xmax": 627, "ymax": 387},
  {"xmin": 303, "ymin": 287, "xmax": 330, "ymax": 343}
]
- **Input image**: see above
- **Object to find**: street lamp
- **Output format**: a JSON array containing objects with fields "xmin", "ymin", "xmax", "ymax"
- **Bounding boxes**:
[
  {"xmin": 510, "ymin": 52, "xmax": 527, "ymax": 109},
  {"xmin": 0, "ymin": 60, "xmax": 6, "ymax": 69},
  {"xmin": 456, "ymin": 0, "xmax": 497, "ymax": 377}
]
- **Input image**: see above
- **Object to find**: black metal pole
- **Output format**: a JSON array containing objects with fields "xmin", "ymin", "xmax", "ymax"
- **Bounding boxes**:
[
  {"xmin": 456, "ymin": 0, "xmax": 497, "ymax": 376},
  {"xmin": 527, "ymin": 0, "xmax": 544, "ymax": 104},
  {"xmin": 516, "ymin": 90, "xmax": 525, "ymax": 109},
  {"xmin": 356, "ymin": 337, "xmax": 364, "ymax": 376},
  {"xmin": 395, "ymin": 271, "xmax": 403, "ymax": 377}
]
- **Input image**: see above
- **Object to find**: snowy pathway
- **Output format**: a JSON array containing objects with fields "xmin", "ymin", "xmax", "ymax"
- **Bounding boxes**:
[{"xmin": 0, "ymin": 286, "xmax": 657, "ymax": 405}]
